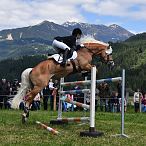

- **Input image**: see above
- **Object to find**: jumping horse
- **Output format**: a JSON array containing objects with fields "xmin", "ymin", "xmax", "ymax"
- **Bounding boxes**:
[{"xmin": 11, "ymin": 36, "xmax": 114, "ymax": 123}]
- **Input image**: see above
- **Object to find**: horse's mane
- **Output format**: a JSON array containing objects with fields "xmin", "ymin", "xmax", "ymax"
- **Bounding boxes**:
[{"xmin": 80, "ymin": 35, "xmax": 109, "ymax": 47}]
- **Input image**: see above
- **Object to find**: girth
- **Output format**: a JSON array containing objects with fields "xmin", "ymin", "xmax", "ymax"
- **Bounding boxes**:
[{"xmin": 70, "ymin": 60, "xmax": 82, "ymax": 74}]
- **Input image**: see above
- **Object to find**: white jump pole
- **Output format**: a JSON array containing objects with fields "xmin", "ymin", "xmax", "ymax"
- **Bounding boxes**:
[
  {"xmin": 58, "ymin": 77, "xmax": 64, "ymax": 119},
  {"xmin": 115, "ymin": 69, "xmax": 128, "ymax": 138},
  {"xmin": 80, "ymin": 66, "xmax": 103, "ymax": 137},
  {"xmin": 90, "ymin": 66, "xmax": 96, "ymax": 130},
  {"xmin": 121, "ymin": 69, "xmax": 128, "ymax": 137}
]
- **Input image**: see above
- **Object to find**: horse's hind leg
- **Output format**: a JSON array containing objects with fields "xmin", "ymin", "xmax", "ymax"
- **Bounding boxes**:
[{"xmin": 22, "ymin": 85, "xmax": 43, "ymax": 123}]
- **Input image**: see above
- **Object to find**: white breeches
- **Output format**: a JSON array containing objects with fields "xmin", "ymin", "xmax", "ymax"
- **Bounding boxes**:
[{"xmin": 52, "ymin": 40, "xmax": 71, "ymax": 50}]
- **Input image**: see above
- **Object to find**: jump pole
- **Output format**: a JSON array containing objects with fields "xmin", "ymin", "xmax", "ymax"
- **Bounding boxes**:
[
  {"xmin": 36, "ymin": 121, "xmax": 59, "ymax": 135},
  {"xmin": 57, "ymin": 78, "xmax": 64, "ymax": 119},
  {"xmin": 80, "ymin": 66, "xmax": 104, "ymax": 137},
  {"xmin": 114, "ymin": 69, "xmax": 128, "ymax": 138},
  {"xmin": 57, "ymin": 117, "xmax": 90, "ymax": 123},
  {"xmin": 60, "ymin": 96, "xmax": 90, "ymax": 109}
]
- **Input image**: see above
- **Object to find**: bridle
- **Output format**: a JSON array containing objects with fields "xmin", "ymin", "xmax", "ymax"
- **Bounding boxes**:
[{"xmin": 84, "ymin": 46, "xmax": 113, "ymax": 63}]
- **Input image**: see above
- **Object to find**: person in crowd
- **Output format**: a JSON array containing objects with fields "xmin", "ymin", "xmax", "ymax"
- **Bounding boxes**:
[
  {"xmin": 119, "ymin": 96, "xmax": 127, "ymax": 112},
  {"xmin": 66, "ymin": 94, "xmax": 75, "ymax": 111},
  {"xmin": 98, "ymin": 82, "xmax": 111, "ymax": 112},
  {"xmin": 49, "ymin": 79, "xmax": 54, "ymax": 111},
  {"xmin": 0, "ymin": 78, "xmax": 11, "ymax": 109},
  {"xmin": 73, "ymin": 85, "xmax": 83, "ymax": 111},
  {"xmin": 42, "ymin": 85, "xmax": 50, "ymax": 110},
  {"xmin": 133, "ymin": 89, "xmax": 143, "ymax": 112},
  {"xmin": 12, "ymin": 79, "xmax": 20, "ymax": 95},
  {"xmin": 62, "ymin": 95, "xmax": 67, "ymax": 112},
  {"xmin": 31, "ymin": 93, "xmax": 41, "ymax": 111},
  {"xmin": 108, "ymin": 91, "xmax": 119, "ymax": 112},
  {"xmin": 52, "ymin": 80, "xmax": 59, "ymax": 111},
  {"xmin": 141, "ymin": 93, "xmax": 146, "ymax": 112},
  {"xmin": 52, "ymin": 28, "xmax": 83, "ymax": 67},
  {"xmin": 116, "ymin": 80, "xmax": 122, "ymax": 112}
]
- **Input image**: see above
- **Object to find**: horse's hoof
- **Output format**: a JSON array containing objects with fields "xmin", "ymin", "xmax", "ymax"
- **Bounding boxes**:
[
  {"xmin": 22, "ymin": 113, "xmax": 27, "ymax": 124},
  {"xmin": 24, "ymin": 107, "xmax": 29, "ymax": 118},
  {"xmin": 26, "ymin": 111, "xmax": 29, "ymax": 118}
]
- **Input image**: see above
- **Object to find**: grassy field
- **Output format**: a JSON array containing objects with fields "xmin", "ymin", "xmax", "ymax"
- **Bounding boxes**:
[{"xmin": 0, "ymin": 109, "xmax": 146, "ymax": 146}]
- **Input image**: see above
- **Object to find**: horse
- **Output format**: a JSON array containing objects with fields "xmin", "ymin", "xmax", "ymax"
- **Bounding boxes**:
[{"xmin": 11, "ymin": 36, "xmax": 114, "ymax": 123}]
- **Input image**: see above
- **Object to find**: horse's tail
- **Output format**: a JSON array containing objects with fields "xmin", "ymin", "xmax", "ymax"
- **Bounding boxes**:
[{"xmin": 10, "ymin": 68, "xmax": 33, "ymax": 109}]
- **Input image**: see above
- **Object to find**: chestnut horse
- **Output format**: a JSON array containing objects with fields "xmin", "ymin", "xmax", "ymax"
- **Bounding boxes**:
[{"xmin": 11, "ymin": 36, "xmax": 114, "ymax": 123}]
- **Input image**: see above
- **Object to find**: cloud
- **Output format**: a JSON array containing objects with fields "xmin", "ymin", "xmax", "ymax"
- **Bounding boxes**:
[
  {"xmin": 0, "ymin": 0, "xmax": 146, "ymax": 31},
  {"xmin": 0, "ymin": 0, "xmax": 87, "ymax": 30},
  {"xmin": 82, "ymin": 0, "xmax": 146, "ymax": 20}
]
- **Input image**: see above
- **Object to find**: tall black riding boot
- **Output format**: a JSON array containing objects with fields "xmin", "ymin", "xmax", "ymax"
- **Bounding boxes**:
[{"xmin": 60, "ymin": 48, "xmax": 69, "ymax": 67}]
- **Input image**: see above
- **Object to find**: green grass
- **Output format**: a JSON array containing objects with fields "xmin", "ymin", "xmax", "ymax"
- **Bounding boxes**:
[{"xmin": 0, "ymin": 109, "xmax": 146, "ymax": 146}]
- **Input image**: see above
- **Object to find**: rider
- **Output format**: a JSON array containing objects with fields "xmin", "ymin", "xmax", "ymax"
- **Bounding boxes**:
[{"xmin": 52, "ymin": 28, "xmax": 83, "ymax": 67}]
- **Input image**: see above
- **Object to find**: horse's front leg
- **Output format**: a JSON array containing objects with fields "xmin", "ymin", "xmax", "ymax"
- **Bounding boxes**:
[{"xmin": 83, "ymin": 64, "xmax": 98, "ymax": 72}]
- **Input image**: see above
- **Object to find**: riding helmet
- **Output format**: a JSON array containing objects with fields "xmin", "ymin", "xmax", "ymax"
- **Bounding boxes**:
[{"xmin": 72, "ymin": 28, "xmax": 82, "ymax": 36}]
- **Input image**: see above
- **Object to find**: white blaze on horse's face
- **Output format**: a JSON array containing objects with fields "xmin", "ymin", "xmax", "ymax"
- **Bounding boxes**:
[{"xmin": 105, "ymin": 46, "xmax": 113, "ymax": 55}]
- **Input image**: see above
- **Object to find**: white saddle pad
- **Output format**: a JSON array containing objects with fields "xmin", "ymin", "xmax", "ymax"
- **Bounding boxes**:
[{"xmin": 48, "ymin": 51, "xmax": 77, "ymax": 63}]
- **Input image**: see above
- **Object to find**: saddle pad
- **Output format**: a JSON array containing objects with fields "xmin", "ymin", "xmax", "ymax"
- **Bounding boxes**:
[{"xmin": 48, "ymin": 51, "xmax": 77, "ymax": 63}]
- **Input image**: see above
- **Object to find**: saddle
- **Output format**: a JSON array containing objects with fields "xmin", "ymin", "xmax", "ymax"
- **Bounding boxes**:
[{"xmin": 48, "ymin": 48, "xmax": 77, "ymax": 64}]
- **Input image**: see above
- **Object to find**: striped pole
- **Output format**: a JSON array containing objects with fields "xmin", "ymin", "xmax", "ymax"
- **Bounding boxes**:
[
  {"xmin": 36, "ymin": 121, "xmax": 59, "ymax": 135},
  {"xmin": 57, "ymin": 117, "xmax": 90, "ymax": 123},
  {"xmin": 96, "ymin": 77, "xmax": 122, "ymax": 84},
  {"xmin": 61, "ymin": 77, "xmax": 122, "ymax": 87},
  {"xmin": 60, "ymin": 97, "xmax": 90, "ymax": 109},
  {"xmin": 60, "ymin": 89, "xmax": 90, "ymax": 95}
]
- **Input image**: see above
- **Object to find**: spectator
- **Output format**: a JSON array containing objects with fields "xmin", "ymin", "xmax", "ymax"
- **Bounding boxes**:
[
  {"xmin": 133, "ymin": 89, "xmax": 143, "ymax": 112},
  {"xmin": 42, "ymin": 85, "xmax": 50, "ymax": 110},
  {"xmin": 49, "ymin": 79, "xmax": 54, "ymax": 111},
  {"xmin": 109, "ymin": 91, "xmax": 119, "ymax": 112},
  {"xmin": 116, "ymin": 80, "xmax": 122, "ymax": 112},
  {"xmin": 0, "ymin": 78, "xmax": 11, "ymax": 109},
  {"xmin": 98, "ymin": 82, "xmax": 111, "ymax": 112},
  {"xmin": 12, "ymin": 79, "xmax": 20, "ymax": 95},
  {"xmin": 141, "ymin": 93, "xmax": 146, "ymax": 112},
  {"xmin": 53, "ymin": 80, "xmax": 59, "ymax": 110},
  {"xmin": 73, "ymin": 85, "xmax": 84, "ymax": 111},
  {"xmin": 66, "ymin": 94, "xmax": 75, "ymax": 111},
  {"xmin": 119, "ymin": 96, "xmax": 127, "ymax": 112},
  {"xmin": 31, "ymin": 93, "xmax": 41, "ymax": 110}
]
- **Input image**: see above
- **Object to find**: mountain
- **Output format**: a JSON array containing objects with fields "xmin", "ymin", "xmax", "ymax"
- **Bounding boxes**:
[
  {"xmin": 0, "ymin": 21, "xmax": 134, "ymax": 60},
  {"xmin": 62, "ymin": 22, "xmax": 134, "ymax": 42},
  {"xmin": 125, "ymin": 32, "xmax": 146, "ymax": 42}
]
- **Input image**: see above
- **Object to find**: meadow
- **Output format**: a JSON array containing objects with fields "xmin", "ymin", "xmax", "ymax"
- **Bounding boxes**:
[{"xmin": 0, "ymin": 109, "xmax": 146, "ymax": 146}]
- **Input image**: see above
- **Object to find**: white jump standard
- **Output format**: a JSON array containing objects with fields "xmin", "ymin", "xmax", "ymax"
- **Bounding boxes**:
[{"xmin": 80, "ymin": 66, "xmax": 103, "ymax": 137}]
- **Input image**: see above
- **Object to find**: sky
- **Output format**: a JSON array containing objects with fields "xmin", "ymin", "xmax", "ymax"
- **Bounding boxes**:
[{"xmin": 0, "ymin": 0, "xmax": 146, "ymax": 34}]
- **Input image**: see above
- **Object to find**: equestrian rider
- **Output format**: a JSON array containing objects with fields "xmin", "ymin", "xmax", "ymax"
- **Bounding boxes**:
[{"xmin": 52, "ymin": 28, "xmax": 83, "ymax": 67}]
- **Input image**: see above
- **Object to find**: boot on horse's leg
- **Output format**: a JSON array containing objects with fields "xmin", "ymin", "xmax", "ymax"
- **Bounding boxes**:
[
  {"xmin": 22, "ymin": 101, "xmax": 30, "ymax": 124},
  {"xmin": 60, "ymin": 48, "xmax": 69, "ymax": 67}
]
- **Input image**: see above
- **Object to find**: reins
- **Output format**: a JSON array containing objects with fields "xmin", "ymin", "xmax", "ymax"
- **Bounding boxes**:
[{"xmin": 83, "ymin": 46, "xmax": 101, "ymax": 56}]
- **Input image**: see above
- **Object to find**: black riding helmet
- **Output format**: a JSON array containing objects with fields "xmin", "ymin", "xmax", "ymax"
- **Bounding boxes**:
[{"xmin": 72, "ymin": 28, "xmax": 82, "ymax": 36}]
